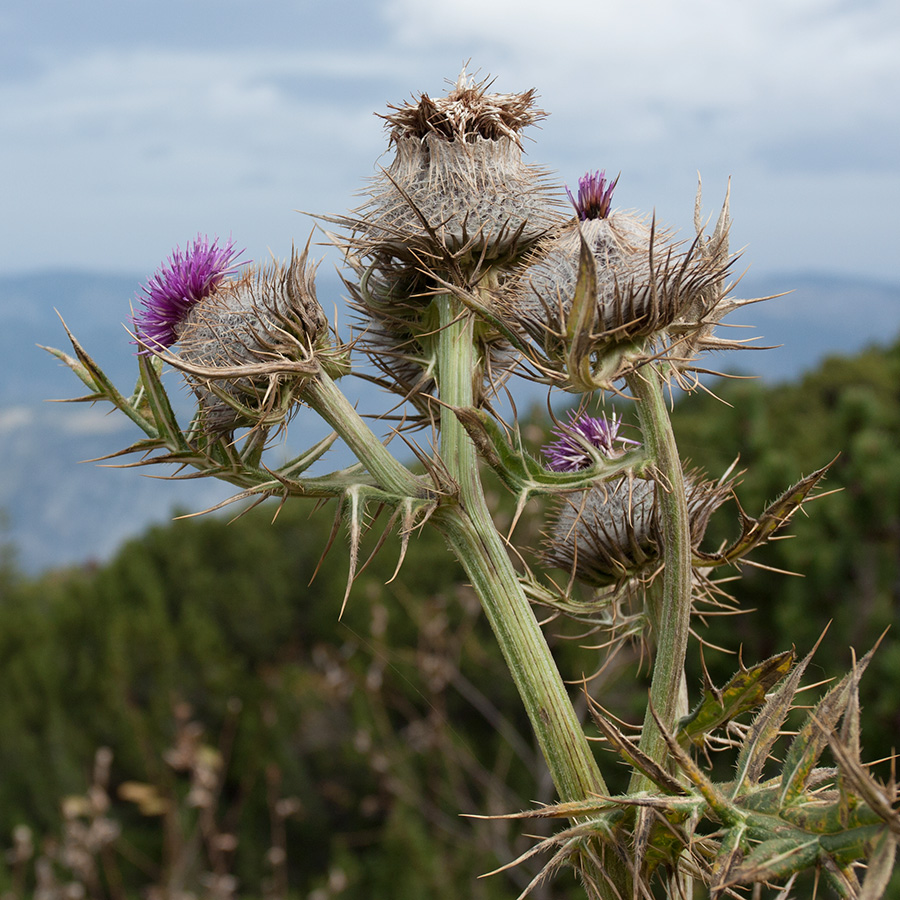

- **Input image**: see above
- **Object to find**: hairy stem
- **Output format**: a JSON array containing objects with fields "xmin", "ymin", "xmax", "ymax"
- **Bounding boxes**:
[
  {"xmin": 432, "ymin": 293, "xmax": 607, "ymax": 802},
  {"xmin": 304, "ymin": 371, "xmax": 424, "ymax": 499},
  {"xmin": 626, "ymin": 366, "xmax": 693, "ymax": 792}
]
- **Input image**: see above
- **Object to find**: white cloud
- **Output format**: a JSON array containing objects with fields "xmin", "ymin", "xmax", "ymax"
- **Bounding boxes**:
[
  {"xmin": 1, "ymin": 48, "xmax": 399, "ymax": 273},
  {"xmin": 383, "ymin": 0, "xmax": 900, "ymax": 151},
  {"xmin": 1, "ymin": 0, "xmax": 898, "ymax": 281},
  {"xmin": 376, "ymin": 0, "xmax": 900, "ymax": 278},
  {"xmin": 0, "ymin": 407, "xmax": 33, "ymax": 432}
]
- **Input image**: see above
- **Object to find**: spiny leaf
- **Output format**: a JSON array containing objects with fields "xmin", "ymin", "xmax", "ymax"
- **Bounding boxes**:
[
  {"xmin": 839, "ymin": 659, "xmax": 862, "ymax": 816},
  {"xmin": 54, "ymin": 317, "xmax": 129, "ymax": 402},
  {"xmin": 338, "ymin": 484, "xmax": 368, "ymax": 619},
  {"xmin": 41, "ymin": 343, "xmax": 102, "ymax": 395},
  {"xmin": 649, "ymin": 705, "xmax": 742, "ymax": 827},
  {"xmin": 818, "ymin": 822, "xmax": 891, "ymax": 866},
  {"xmin": 694, "ymin": 461, "xmax": 836, "ymax": 568},
  {"xmin": 779, "ymin": 644, "xmax": 876, "ymax": 808},
  {"xmin": 138, "ymin": 352, "xmax": 191, "ymax": 451},
  {"xmin": 478, "ymin": 817, "xmax": 618, "ymax": 897},
  {"xmin": 274, "ymin": 432, "xmax": 339, "ymax": 479},
  {"xmin": 320, "ymin": 485, "xmax": 429, "ymax": 620},
  {"xmin": 677, "ymin": 649, "xmax": 795, "ymax": 749},
  {"xmin": 386, "ymin": 497, "xmax": 437, "ymax": 584},
  {"xmin": 821, "ymin": 857, "xmax": 862, "ymax": 900},
  {"xmin": 630, "ymin": 807, "xmax": 654, "ymax": 891},
  {"xmin": 589, "ymin": 703, "xmax": 687, "ymax": 796},
  {"xmin": 709, "ymin": 822, "xmax": 747, "ymax": 896},
  {"xmin": 42, "ymin": 320, "xmax": 157, "ymax": 436},
  {"xmin": 472, "ymin": 799, "xmax": 623, "ymax": 821},
  {"xmin": 779, "ymin": 794, "xmax": 882, "ymax": 834},
  {"xmin": 732, "ymin": 629, "xmax": 829, "ymax": 794},
  {"xmin": 827, "ymin": 736, "xmax": 900, "ymax": 838},
  {"xmin": 857, "ymin": 830, "xmax": 897, "ymax": 900},
  {"xmin": 565, "ymin": 231, "xmax": 600, "ymax": 387},
  {"xmin": 725, "ymin": 836, "xmax": 820, "ymax": 886}
]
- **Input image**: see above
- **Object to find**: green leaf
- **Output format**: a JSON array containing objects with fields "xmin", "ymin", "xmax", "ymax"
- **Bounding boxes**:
[
  {"xmin": 732, "ymin": 631, "xmax": 828, "ymax": 794},
  {"xmin": 780, "ymin": 796, "xmax": 882, "ymax": 834},
  {"xmin": 819, "ymin": 823, "xmax": 891, "ymax": 867},
  {"xmin": 649, "ymin": 705, "xmax": 742, "ymax": 827},
  {"xmin": 857, "ymin": 830, "xmax": 897, "ymax": 900},
  {"xmin": 694, "ymin": 461, "xmax": 836, "ymax": 567},
  {"xmin": 827, "ymin": 728, "xmax": 900, "ymax": 838},
  {"xmin": 710, "ymin": 823, "xmax": 748, "ymax": 893},
  {"xmin": 677, "ymin": 649, "xmax": 795, "ymax": 748},
  {"xmin": 726, "ymin": 836, "xmax": 820, "ymax": 885},
  {"xmin": 138, "ymin": 352, "xmax": 191, "ymax": 451},
  {"xmin": 779, "ymin": 645, "xmax": 875, "ymax": 808}
]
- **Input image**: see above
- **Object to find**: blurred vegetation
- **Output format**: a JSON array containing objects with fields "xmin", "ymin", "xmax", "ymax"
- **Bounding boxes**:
[
  {"xmin": 1, "ymin": 336, "xmax": 899, "ymax": 898},
  {"xmin": 673, "ymin": 338, "xmax": 900, "ymax": 748}
]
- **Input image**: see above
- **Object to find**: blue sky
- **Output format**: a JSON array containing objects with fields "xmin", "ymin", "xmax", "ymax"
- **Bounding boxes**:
[{"xmin": 3, "ymin": 0, "xmax": 899, "ymax": 282}]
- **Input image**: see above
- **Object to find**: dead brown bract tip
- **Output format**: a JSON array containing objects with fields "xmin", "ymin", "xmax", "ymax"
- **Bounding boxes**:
[{"xmin": 381, "ymin": 71, "xmax": 545, "ymax": 147}]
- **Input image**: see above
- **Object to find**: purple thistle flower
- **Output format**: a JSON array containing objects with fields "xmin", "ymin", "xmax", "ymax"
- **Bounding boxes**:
[
  {"xmin": 543, "ymin": 411, "xmax": 639, "ymax": 472},
  {"xmin": 565, "ymin": 170, "xmax": 619, "ymax": 221},
  {"xmin": 133, "ymin": 235, "xmax": 247, "ymax": 351}
]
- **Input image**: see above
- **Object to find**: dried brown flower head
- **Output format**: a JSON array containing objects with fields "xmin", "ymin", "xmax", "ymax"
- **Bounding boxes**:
[{"xmin": 349, "ymin": 71, "xmax": 563, "ymax": 268}]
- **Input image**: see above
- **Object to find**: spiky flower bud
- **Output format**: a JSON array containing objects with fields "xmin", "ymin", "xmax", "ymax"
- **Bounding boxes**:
[
  {"xmin": 509, "ymin": 174, "xmax": 685, "ymax": 336},
  {"xmin": 135, "ymin": 237, "xmax": 332, "ymax": 434},
  {"xmin": 499, "ymin": 174, "xmax": 735, "ymax": 388},
  {"xmin": 336, "ymin": 72, "xmax": 559, "ymax": 426},
  {"xmin": 351, "ymin": 71, "xmax": 562, "ymax": 268},
  {"xmin": 544, "ymin": 472, "xmax": 729, "ymax": 588},
  {"xmin": 176, "ymin": 254, "xmax": 328, "ymax": 370},
  {"xmin": 541, "ymin": 415, "xmax": 727, "ymax": 585}
]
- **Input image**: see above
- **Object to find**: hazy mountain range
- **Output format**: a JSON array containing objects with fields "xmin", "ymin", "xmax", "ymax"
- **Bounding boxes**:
[{"xmin": 2, "ymin": 268, "xmax": 898, "ymax": 573}]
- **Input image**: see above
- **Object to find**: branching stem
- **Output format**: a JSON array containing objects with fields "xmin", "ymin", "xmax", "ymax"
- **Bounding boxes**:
[
  {"xmin": 303, "ymin": 371, "xmax": 424, "ymax": 499},
  {"xmin": 626, "ymin": 366, "xmax": 693, "ymax": 791},
  {"xmin": 432, "ymin": 292, "xmax": 607, "ymax": 803}
]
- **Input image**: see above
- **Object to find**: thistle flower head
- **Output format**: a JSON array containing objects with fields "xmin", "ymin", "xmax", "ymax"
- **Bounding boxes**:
[
  {"xmin": 544, "ymin": 471, "xmax": 731, "ymax": 588},
  {"xmin": 160, "ymin": 247, "xmax": 332, "ymax": 435},
  {"xmin": 499, "ymin": 208, "xmax": 675, "ymax": 353},
  {"xmin": 343, "ymin": 71, "xmax": 563, "ymax": 271},
  {"xmin": 566, "ymin": 170, "xmax": 618, "ymax": 221},
  {"xmin": 497, "ymin": 186, "xmax": 737, "ymax": 390},
  {"xmin": 543, "ymin": 411, "xmax": 639, "ymax": 472},
  {"xmin": 134, "ymin": 235, "xmax": 247, "ymax": 351}
]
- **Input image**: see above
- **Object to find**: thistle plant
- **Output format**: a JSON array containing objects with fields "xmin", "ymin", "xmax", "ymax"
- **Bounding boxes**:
[{"xmin": 45, "ymin": 71, "xmax": 898, "ymax": 898}]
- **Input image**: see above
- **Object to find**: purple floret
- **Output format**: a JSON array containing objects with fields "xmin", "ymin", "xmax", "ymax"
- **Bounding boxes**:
[
  {"xmin": 133, "ymin": 235, "xmax": 247, "ymax": 351},
  {"xmin": 565, "ymin": 170, "xmax": 618, "ymax": 221},
  {"xmin": 543, "ymin": 411, "xmax": 639, "ymax": 472}
]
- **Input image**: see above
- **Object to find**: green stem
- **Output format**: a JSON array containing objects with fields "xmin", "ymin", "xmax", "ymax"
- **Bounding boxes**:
[
  {"xmin": 304, "ymin": 370, "xmax": 424, "ymax": 499},
  {"xmin": 626, "ymin": 366, "xmax": 693, "ymax": 792},
  {"xmin": 432, "ymin": 293, "xmax": 607, "ymax": 802}
]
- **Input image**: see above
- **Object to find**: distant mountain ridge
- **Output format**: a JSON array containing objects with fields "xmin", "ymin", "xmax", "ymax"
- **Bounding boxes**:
[
  {"xmin": 1, "ymin": 268, "xmax": 898, "ymax": 573},
  {"xmin": 722, "ymin": 272, "xmax": 900, "ymax": 380}
]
